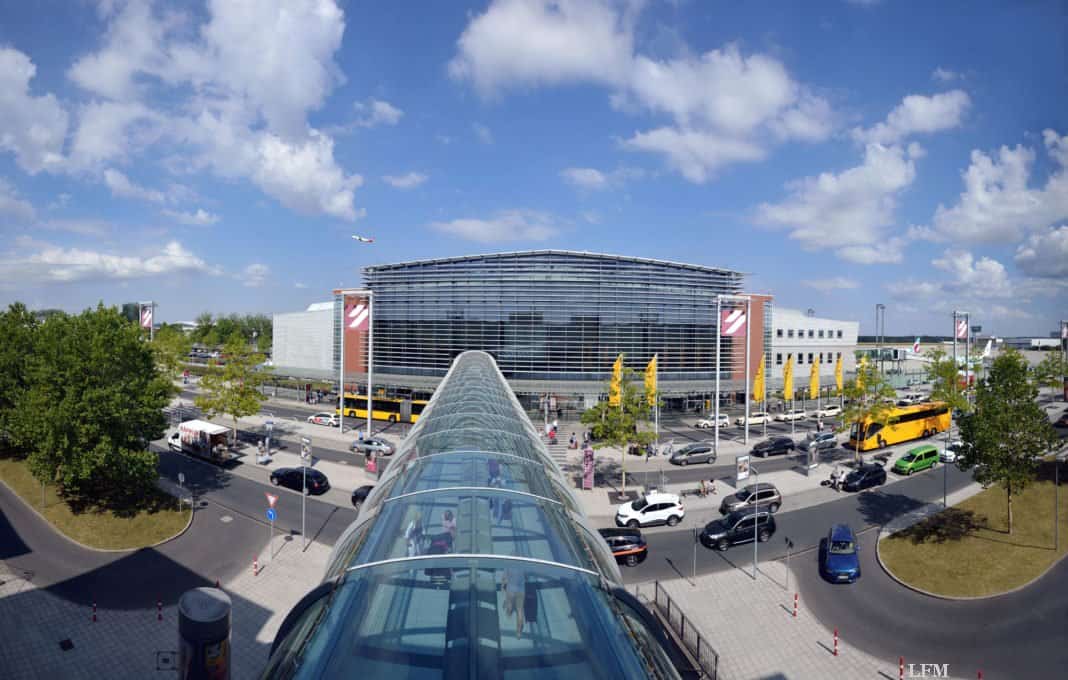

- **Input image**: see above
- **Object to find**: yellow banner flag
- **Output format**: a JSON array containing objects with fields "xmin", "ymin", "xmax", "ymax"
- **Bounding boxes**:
[
  {"xmin": 835, "ymin": 354, "xmax": 843, "ymax": 394},
  {"xmin": 609, "ymin": 353, "xmax": 623, "ymax": 406},
  {"xmin": 809, "ymin": 354, "xmax": 820, "ymax": 400},
  {"xmin": 753, "ymin": 355, "xmax": 766, "ymax": 404},
  {"xmin": 644, "ymin": 354, "xmax": 658, "ymax": 406},
  {"xmin": 783, "ymin": 355, "xmax": 794, "ymax": 401}
]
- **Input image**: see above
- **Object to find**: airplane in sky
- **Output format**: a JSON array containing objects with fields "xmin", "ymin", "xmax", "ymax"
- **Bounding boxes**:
[{"xmin": 903, "ymin": 338, "xmax": 993, "ymax": 365}]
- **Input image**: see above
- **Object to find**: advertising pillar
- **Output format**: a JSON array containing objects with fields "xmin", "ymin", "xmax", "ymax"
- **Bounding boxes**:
[{"xmin": 178, "ymin": 587, "xmax": 231, "ymax": 680}]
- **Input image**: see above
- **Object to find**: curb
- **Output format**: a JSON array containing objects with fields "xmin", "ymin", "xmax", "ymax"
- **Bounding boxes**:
[
  {"xmin": 876, "ymin": 514, "xmax": 1068, "ymax": 602},
  {"xmin": 0, "ymin": 476, "xmax": 194, "ymax": 554}
]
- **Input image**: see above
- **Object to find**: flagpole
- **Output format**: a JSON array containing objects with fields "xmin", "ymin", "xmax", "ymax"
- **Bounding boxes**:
[
  {"xmin": 714, "ymin": 296, "xmax": 722, "ymax": 457},
  {"xmin": 367, "ymin": 291, "xmax": 374, "ymax": 440},
  {"xmin": 655, "ymin": 354, "xmax": 659, "ymax": 445},
  {"xmin": 744, "ymin": 296, "xmax": 751, "ymax": 446},
  {"xmin": 339, "ymin": 297, "xmax": 345, "ymax": 434}
]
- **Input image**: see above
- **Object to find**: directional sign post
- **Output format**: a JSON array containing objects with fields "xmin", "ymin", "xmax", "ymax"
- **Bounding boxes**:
[
  {"xmin": 266, "ymin": 493, "xmax": 278, "ymax": 561},
  {"xmin": 300, "ymin": 438, "xmax": 311, "ymax": 552}
]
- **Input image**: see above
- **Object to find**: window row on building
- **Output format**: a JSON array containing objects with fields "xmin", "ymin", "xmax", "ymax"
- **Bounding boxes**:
[
  {"xmin": 776, "ymin": 328, "xmax": 845, "ymax": 340},
  {"xmin": 775, "ymin": 351, "xmax": 844, "ymax": 366}
]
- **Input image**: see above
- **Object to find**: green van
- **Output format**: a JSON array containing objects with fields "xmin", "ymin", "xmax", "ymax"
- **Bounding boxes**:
[{"xmin": 892, "ymin": 444, "xmax": 939, "ymax": 475}]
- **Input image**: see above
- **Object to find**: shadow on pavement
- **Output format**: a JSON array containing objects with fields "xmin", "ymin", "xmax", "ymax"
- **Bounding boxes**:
[{"xmin": 853, "ymin": 489, "xmax": 927, "ymax": 528}]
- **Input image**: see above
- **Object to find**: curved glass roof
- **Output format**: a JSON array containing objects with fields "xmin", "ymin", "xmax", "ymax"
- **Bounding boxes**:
[{"xmin": 263, "ymin": 352, "xmax": 681, "ymax": 679}]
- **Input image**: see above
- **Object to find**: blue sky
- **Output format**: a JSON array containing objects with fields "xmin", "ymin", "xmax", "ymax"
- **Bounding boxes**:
[{"xmin": 0, "ymin": 0, "xmax": 1065, "ymax": 335}]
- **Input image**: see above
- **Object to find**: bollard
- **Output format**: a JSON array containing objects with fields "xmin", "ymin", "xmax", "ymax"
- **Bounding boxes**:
[
  {"xmin": 158, "ymin": 599, "xmax": 163, "ymax": 621},
  {"xmin": 899, "ymin": 657, "xmax": 904, "ymax": 680},
  {"xmin": 793, "ymin": 592, "xmax": 798, "ymax": 618},
  {"xmin": 833, "ymin": 628, "xmax": 838, "ymax": 657},
  {"xmin": 977, "ymin": 672, "xmax": 982, "ymax": 680},
  {"xmin": 253, "ymin": 556, "xmax": 258, "ymax": 576},
  {"xmin": 92, "ymin": 601, "xmax": 97, "ymax": 623}
]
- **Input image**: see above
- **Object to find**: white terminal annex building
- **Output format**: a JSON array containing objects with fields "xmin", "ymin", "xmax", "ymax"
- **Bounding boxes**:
[{"xmin": 272, "ymin": 251, "xmax": 859, "ymax": 413}]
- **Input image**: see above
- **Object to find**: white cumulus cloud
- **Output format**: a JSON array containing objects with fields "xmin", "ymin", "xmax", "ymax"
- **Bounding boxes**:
[
  {"xmin": 431, "ymin": 209, "xmax": 559, "ymax": 243},
  {"xmin": 560, "ymin": 167, "xmax": 608, "ymax": 189},
  {"xmin": 801, "ymin": 277, "xmax": 860, "ymax": 292},
  {"xmin": 852, "ymin": 90, "xmax": 970, "ymax": 145},
  {"xmin": 163, "ymin": 208, "xmax": 220, "ymax": 226},
  {"xmin": 1014, "ymin": 225, "xmax": 1068, "ymax": 278},
  {"xmin": 0, "ymin": 48, "xmax": 69, "ymax": 174},
  {"xmin": 242, "ymin": 263, "xmax": 269, "ymax": 287},
  {"xmin": 352, "ymin": 99, "xmax": 404, "ymax": 128},
  {"xmin": 0, "ymin": 179, "xmax": 36, "ymax": 222},
  {"xmin": 0, "ymin": 239, "xmax": 215, "ymax": 284},
  {"xmin": 382, "ymin": 172, "xmax": 427, "ymax": 189},
  {"xmin": 103, "ymin": 168, "xmax": 165, "ymax": 203}
]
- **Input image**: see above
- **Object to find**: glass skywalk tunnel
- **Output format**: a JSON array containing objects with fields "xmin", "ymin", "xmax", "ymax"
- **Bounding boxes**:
[{"xmin": 262, "ymin": 351, "xmax": 687, "ymax": 679}]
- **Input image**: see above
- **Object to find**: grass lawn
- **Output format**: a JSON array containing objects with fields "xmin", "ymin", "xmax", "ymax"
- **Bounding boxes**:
[
  {"xmin": 0, "ymin": 452, "xmax": 191, "ymax": 551},
  {"xmin": 880, "ymin": 462, "xmax": 1068, "ymax": 597}
]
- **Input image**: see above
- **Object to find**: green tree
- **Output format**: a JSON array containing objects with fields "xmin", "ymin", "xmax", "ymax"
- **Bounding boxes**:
[
  {"xmin": 579, "ymin": 365, "xmax": 655, "ymax": 496},
  {"xmin": 15, "ymin": 304, "xmax": 170, "ymax": 508},
  {"xmin": 924, "ymin": 348, "xmax": 973, "ymax": 455},
  {"xmin": 195, "ymin": 335, "xmax": 271, "ymax": 440},
  {"xmin": 1033, "ymin": 352, "xmax": 1067, "ymax": 400},
  {"xmin": 957, "ymin": 349, "xmax": 1059, "ymax": 534},
  {"xmin": 838, "ymin": 358, "xmax": 897, "ymax": 461},
  {"xmin": 153, "ymin": 325, "xmax": 192, "ymax": 381},
  {"xmin": 0, "ymin": 303, "xmax": 38, "ymax": 447},
  {"xmin": 192, "ymin": 312, "xmax": 214, "ymax": 343}
]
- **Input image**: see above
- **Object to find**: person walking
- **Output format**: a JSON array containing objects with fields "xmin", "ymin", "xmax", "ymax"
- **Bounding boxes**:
[{"xmin": 502, "ymin": 564, "xmax": 526, "ymax": 639}]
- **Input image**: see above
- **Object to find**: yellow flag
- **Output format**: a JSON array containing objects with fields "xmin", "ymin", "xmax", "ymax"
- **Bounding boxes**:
[
  {"xmin": 783, "ymin": 355, "xmax": 794, "ymax": 401},
  {"xmin": 609, "ymin": 353, "xmax": 623, "ymax": 406},
  {"xmin": 809, "ymin": 354, "xmax": 820, "ymax": 400},
  {"xmin": 753, "ymin": 355, "xmax": 766, "ymax": 404},
  {"xmin": 835, "ymin": 354, "xmax": 843, "ymax": 394},
  {"xmin": 644, "ymin": 355, "xmax": 658, "ymax": 406}
]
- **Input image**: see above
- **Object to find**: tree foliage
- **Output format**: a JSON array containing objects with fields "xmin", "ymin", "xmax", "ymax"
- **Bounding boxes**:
[
  {"xmin": 153, "ymin": 324, "xmax": 192, "ymax": 380},
  {"xmin": 190, "ymin": 312, "xmax": 272, "ymax": 351},
  {"xmin": 1033, "ymin": 352, "xmax": 1067, "ymax": 399},
  {"xmin": 580, "ymin": 365, "xmax": 655, "ymax": 494},
  {"xmin": 924, "ymin": 348, "xmax": 972, "ymax": 414},
  {"xmin": 837, "ymin": 358, "xmax": 897, "ymax": 460},
  {"xmin": 194, "ymin": 335, "xmax": 271, "ymax": 437},
  {"xmin": 956, "ymin": 349, "xmax": 1059, "ymax": 534},
  {"xmin": 0, "ymin": 303, "xmax": 38, "ymax": 446},
  {"xmin": 14, "ymin": 304, "xmax": 170, "ymax": 508}
]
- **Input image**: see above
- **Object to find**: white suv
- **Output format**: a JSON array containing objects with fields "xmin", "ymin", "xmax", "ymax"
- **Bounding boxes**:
[
  {"xmin": 616, "ymin": 492, "xmax": 685, "ymax": 528},
  {"xmin": 814, "ymin": 404, "xmax": 841, "ymax": 418},
  {"xmin": 735, "ymin": 411, "xmax": 771, "ymax": 426},
  {"xmin": 695, "ymin": 414, "xmax": 730, "ymax": 429}
]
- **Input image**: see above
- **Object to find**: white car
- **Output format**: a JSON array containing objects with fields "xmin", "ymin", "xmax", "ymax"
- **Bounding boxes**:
[
  {"xmin": 941, "ymin": 439, "xmax": 963, "ymax": 463},
  {"xmin": 615, "ymin": 492, "xmax": 685, "ymax": 528},
  {"xmin": 695, "ymin": 414, "xmax": 730, "ymax": 429},
  {"xmin": 307, "ymin": 412, "xmax": 338, "ymax": 426},
  {"xmin": 814, "ymin": 404, "xmax": 841, "ymax": 418},
  {"xmin": 775, "ymin": 409, "xmax": 808, "ymax": 422},
  {"xmin": 735, "ymin": 411, "xmax": 771, "ymax": 426}
]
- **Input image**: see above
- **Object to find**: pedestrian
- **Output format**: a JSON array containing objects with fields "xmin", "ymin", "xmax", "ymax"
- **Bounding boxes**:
[
  {"xmin": 699, "ymin": 479, "xmax": 707, "ymax": 497},
  {"xmin": 817, "ymin": 418, "xmax": 824, "ymax": 433},
  {"xmin": 831, "ymin": 465, "xmax": 840, "ymax": 491},
  {"xmin": 502, "ymin": 563, "xmax": 526, "ymax": 639},
  {"xmin": 552, "ymin": 418, "xmax": 559, "ymax": 434},
  {"xmin": 405, "ymin": 518, "xmax": 424, "ymax": 557},
  {"xmin": 709, "ymin": 478, "xmax": 716, "ymax": 495},
  {"xmin": 569, "ymin": 432, "xmax": 577, "ymax": 449},
  {"xmin": 441, "ymin": 509, "xmax": 457, "ymax": 539},
  {"xmin": 645, "ymin": 443, "xmax": 652, "ymax": 462},
  {"xmin": 545, "ymin": 421, "xmax": 552, "ymax": 438}
]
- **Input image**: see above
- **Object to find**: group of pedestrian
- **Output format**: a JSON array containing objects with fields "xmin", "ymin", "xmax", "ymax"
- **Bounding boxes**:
[
  {"xmin": 698, "ymin": 478, "xmax": 717, "ymax": 497},
  {"xmin": 829, "ymin": 465, "xmax": 847, "ymax": 491}
]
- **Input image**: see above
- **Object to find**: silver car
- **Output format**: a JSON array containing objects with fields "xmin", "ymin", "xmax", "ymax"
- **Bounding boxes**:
[{"xmin": 352, "ymin": 437, "xmax": 395, "ymax": 456}]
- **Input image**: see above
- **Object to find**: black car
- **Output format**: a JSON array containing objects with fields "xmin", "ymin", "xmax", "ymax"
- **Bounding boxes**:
[
  {"xmin": 841, "ymin": 463, "xmax": 886, "ymax": 492},
  {"xmin": 669, "ymin": 441, "xmax": 717, "ymax": 466},
  {"xmin": 351, "ymin": 484, "xmax": 374, "ymax": 509},
  {"xmin": 700, "ymin": 510, "xmax": 776, "ymax": 551},
  {"xmin": 597, "ymin": 527, "xmax": 648, "ymax": 567},
  {"xmin": 270, "ymin": 467, "xmax": 330, "ymax": 495},
  {"xmin": 752, "ymin": 436, "xmax": 795, "ymax": 458}
]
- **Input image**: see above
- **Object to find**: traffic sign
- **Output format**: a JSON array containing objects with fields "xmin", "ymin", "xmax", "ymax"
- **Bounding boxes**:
[
  {"xmin": 266, "ymin": 493, "xmax": 278, "ymax": 508},
  {"xmin": 266, "ymin": 508, "xmax": 276, "ymax": 522}
]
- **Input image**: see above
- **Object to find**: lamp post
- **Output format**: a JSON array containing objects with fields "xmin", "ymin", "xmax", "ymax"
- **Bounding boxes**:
[
  {"xmin": 875, "ymin": 303, "xmax": 886, "ymax": 375},
  {"xmin": 340, "ymin": 235, "xmax": 375, "ymax": 437}
]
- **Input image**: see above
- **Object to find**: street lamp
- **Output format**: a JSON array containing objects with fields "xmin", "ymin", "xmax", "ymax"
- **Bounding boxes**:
[
  {"xmin": 340, "ymin": 235, "xmax": 375, "ymax": 438},
  {"xmin": 875, "ymin": 304, "xmax": 886, "ymax": 374}
]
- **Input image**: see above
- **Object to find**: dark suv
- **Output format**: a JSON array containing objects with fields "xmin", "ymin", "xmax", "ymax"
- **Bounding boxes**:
[
  {"xmin": 701, "ymin": 510, "xmax": 776, "ymax": 551},
  {"xmin": 669, "ymin": 441, "xmax": 716, "ymax": 466},
  {"xmin": 841, "ymin": 464, "xmax": 886, "ymax": 492},
  {"xmin": 719, "ymin": 482, "xmax": 782, "ymax": 515},
  {"xmin": 597, "ymin": 527, "xmax": 648, "ymax": 567}
]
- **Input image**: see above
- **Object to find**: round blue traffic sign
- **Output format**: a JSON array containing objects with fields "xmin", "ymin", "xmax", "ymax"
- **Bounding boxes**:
[{"xmin": 266, "ymin": 508, "xmax": 276, "ymax": 521}]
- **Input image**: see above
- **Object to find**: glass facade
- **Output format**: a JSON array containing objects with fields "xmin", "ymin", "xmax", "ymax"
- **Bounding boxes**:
[
  {"xmin": 262, "ymin": 351, "xmax": 683, "ymax": 679},
  {"xmin": 364, "ymin": 251, "xmax": 745, "ymax": 381}
]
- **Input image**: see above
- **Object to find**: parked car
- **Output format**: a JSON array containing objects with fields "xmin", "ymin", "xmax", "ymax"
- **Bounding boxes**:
[
  {"xmin": 1054, "ymin": 413, "xmax": 1068, "ymax": 428},
  {"xmin": 893, "ymin": 444, "xmax": 940, "ymax": 475},
  {"xmin": 799, "ymin": 432, "xmax": 837, "ymax": 453},
  {"xmin": 819, "ymin": 524, "xmax": 861, "ymax": 583},
  {"xmin": 751, "ymin": 436, "xmax": 795, "ymax": 458},
  {"xmin": 270, "ymin": 467, "xmax": 330, "ymax": 495},
  {"xmin": 351, "ymin": 484, "xmax": 374, "ymax": 509},
  {"xmin": 774, "ymin": 409, "xmax": 808, "ymax": 422},
  {"xmin": 814, "ymin": 404, "xmax": 842, "ymax": 418},
  {"xmin": 695, "ymin": 414, "xmax": 730, "ymax": 429},
  {"xmin": 700, "ymin": 510, "xmax": 776, "ymax": 551},
  {"xmin": 841, "ymin": 463, "xmax": 886, "ymax": 492},
  {"xmin": 352, "ymin": 437, "xmax": 395, "ymax": 456},
  {"xmin": 941, "ymin": 439, "xmax": 963, "ymax": 463},
  {"xmin": 597, "ymin": 527, "xmax": 649, "ymax": 567},
  {"xmin": 719, "ymin": 482, "xmax": 782, "ymax": 515},
  {"xmin": 735, "ymin": 411, "xmax": 771, "ymax": 426},
  {"xmin": 307, "ymin": 412, "xmax": 338, "ymax": 427},
  {"xmin": 669, "ymin": 441, "xmax": 716, "ymax": 466},
  {"xmin": 615, "ymin": 491, "xmax": 685, "ymax": 528}
]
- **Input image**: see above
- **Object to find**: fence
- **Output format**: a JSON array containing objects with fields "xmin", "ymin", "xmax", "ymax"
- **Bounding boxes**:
[{"xmin": 650, "ymin": 581, "xmax": 720, "ymax": 679}]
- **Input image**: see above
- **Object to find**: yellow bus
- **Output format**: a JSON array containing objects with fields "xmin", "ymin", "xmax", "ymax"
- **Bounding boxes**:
[
  {"xmin": 336, "ymin": 393, "xmax": 429, "ymax": 423},
  {"xmin": 847, "ymin": 401, "xmax": 950, "ymax": 451}
]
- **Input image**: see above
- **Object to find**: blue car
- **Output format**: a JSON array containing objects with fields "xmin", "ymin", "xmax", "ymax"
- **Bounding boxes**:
[{"xmin": 819, "ymin": 524, "xmax": 861, "ymax": 583}]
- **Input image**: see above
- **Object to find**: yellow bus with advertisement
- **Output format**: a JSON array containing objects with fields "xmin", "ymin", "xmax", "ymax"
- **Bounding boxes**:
[
  {"xmin": 337, "ymin": 393, "xmax": 428, "ymax": 423},
  {"xmin": 847, "ymin": 401, "xmax": 950, "ymax": 452}
]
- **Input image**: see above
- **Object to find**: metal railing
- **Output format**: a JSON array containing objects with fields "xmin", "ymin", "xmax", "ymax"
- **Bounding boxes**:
[{"xmin": 651, "ymin": 581, "xmax": 720, "ymax": 679}]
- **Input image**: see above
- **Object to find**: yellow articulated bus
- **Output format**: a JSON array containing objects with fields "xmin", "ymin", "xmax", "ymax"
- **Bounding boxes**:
[
  {"xmin": 336, "ymin": 393, "xmax": 429, "ymax": 424},
  {"xmin": 847, "ymin": 401, "xmax": 950, "ymax": 451}
]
